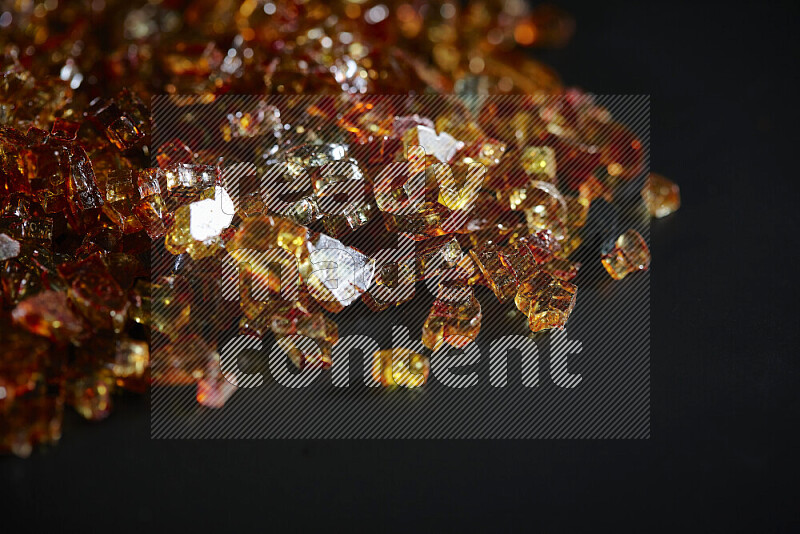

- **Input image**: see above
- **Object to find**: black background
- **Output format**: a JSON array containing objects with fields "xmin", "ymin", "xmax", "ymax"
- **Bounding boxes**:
[{"xmin": 3, "ymin": 0, "xmax": 799, "ymax": 531}]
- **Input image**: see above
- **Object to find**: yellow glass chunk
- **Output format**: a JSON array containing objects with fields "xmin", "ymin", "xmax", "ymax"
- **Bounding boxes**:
[
  {"xmin": 521, "ymin": 146, "xmax": 556, "ymax": 181},
  {"xmin": 371, "ymin": 348, "xmax": 430, "ymax": 388}
]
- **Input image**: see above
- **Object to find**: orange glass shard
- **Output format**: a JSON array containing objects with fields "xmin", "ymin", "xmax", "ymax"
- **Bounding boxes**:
[
  {"xmin": 514, "ymin": 270, "xmax": 578, "ymax": 332},
  {"xmin": 24, "ymin": 128, "xmax": 69, "ymax": 214},
  {"xmin": 64, "ymin": 144, "xmax": 104, "ymax": 231},
  {"xmin": 517, "ymin": 229, "xmax": 561, "ymax": 264}
]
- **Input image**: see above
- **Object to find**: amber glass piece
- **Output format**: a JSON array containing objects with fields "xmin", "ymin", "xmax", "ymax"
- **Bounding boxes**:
[
  {"xmin": 514, "ymin": 270, "xmax": 577, "ymax": 332},
  {"xmin": 75, "ymin": 221, "xmax": 123, "ymax": 258},
  {"xmin": 273, "ymin": 311, "xmax": 339, "ymax": 370},
  {"xmin": 57, "ymin": 253, "xmax": 129, "ymax": 332},
  {"xmin": 133, "ymin": 193, "xmax": 167, "ymax": 239},
  {"xmin": 422, "ymin": 282, "xmax": 482, "ymax": 351},
  {"xmin": 151, "ymin": 334, "xmax": 215, "ymax": 386},
  {"xmin": 515, "ymin": 229, "xmax": 561, "ymax": 264},
  {"xmin": 528, "ymin": 278, "xmax": 577, "ymax": 332},
  {"xmin": 11, "ymin": 290, "xmax": 85, "ymax": 344},
  {"xmin": 601, "ymin": 230, "xmax": 651, "ymax": 280},
  {"xmin": 65, "ymin": 145, "xmax": 104, "ymax": 230},
  {"xmin": 50, "ymin": 118, "xmax": 80, "ymax": 142},
  {"xmin": 156, "ymin": 138, "xmax": 194, "ymax": 167},
  {"xmin": 165, "ymin": 204, "xmax": 217, "ymax": 259},
  {"xmin": 100, "ymin": 170, "xmax": 143, "ymax": 234},
  {"xmin": 565, "ymin": 197, "xmax": 590, "ymax": 228},
  {"xmin": 499, "ymin": 241, "xmax": 538, "ymax": 284},
  {"xmin": 136, "ymin": 168, "xmax": 162, "ymax": 198},
  {"xmin": 86, "ymin": 92, "xmax": 147, "ymax": 151},
  {"xmin": 66, "ymin": 369, "xmax": 114, "ymax": 421},
  {"xmin": 24, "ymin": 131, "xmax": 69, "ymax": 214},
  {"xmin": 414, "ymin": 236, "xmax": 462, "ymax": 281},
  {"xmin": 371, "ymin": 348, "xmax": 430, "ymax": 388},
  {"xmin": 109, "ymin": 338, "xmax": 149, "ymax": 382},
  {"xmin": 0, "ymin": 317, "xmax": 51, "ymax": 408},
  {"xmin": 542, "ymin": 257, "xmax": 580, "ymax": 282},
  {"xmin": 642, "ymin": 173, "xmax": 680, "ymax": 218},
  {"xmin": 167, "ymin": 185, "xmax": 234, "ymax": 258},
  {"xmin": 197, "ymin": 354, "xmax": 237, "ymax": 409},
  {"xmin": 0, "ymin": 385, "xmax": 64, "ymax": 458},
  {"xmin": 149, "ymin": 276, "xmax": 192, "ymax": 339},
  {"xmin": 0, "ymin": 126, "xmax": 30, "ymax": 196},
  {"xmin": 515, "ymin": 271, "xmax": 555, "ymax": 314},
  {"xmin": 469, "ymin": 244, "xmax": 517, "ymax": 302}
]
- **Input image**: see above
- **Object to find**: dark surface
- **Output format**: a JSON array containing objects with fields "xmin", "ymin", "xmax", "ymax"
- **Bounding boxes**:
[{"xmin": 3, "ymin": 0, "xmax": 799, "ymax": 531}]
